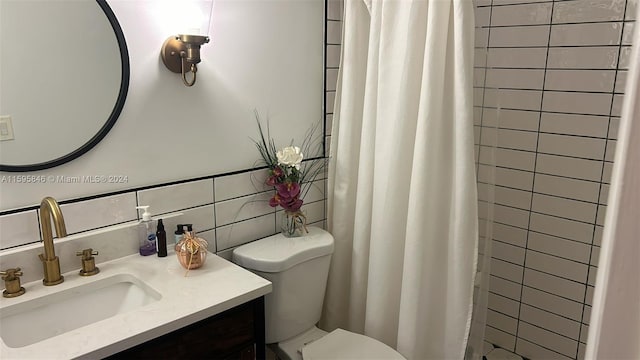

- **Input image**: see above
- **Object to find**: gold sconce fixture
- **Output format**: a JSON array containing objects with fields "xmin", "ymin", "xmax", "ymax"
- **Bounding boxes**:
[{"xmin": 161, "ymin": 34, "xmax": 210, "ymax": 87}]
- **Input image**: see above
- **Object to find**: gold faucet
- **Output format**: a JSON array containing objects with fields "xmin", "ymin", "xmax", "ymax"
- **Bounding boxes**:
[{"xmin": 39, "ymin": 197, "xmax": 66, "ymax": 286}]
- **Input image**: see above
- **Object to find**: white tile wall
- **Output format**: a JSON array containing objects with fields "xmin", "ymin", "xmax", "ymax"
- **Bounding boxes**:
[
  {"xmin": 549, "ymin": 23, "xmax": 622, "ymax": 46},
  {"xmin": 488, "ymin": 48, "xmax": 548, "ymax": 68},
  {"xmin": 60, "ymin": 193, "xmax": 137, "ymax": 235},
  {"xmin": 327, "ymin": 20, "xmax": 342, "ymax": 44},
  {"xmin": 489, "ymin": 25, "xmax": 550, "ymax": 47},
  {"xmin": 527, "ymin": 232, "xmax": 591, "ymax": 263},
  {"xmin": 490, "ymin": 3, "xmax": 552, "ymax": 26},
  {"xmin": 161, "ymin": 205, "xmax": 216, "ymax": 238},
  {"xmin": 539, "ymin": 113, "xmax": 610, "ymax": 138},
  {"xmin": 520, "ymin": 304, "xmax": 581, "ymax": 340},
  {"xmin": 552, "ymin": 0, "xmax": 625, "ymax": 23},
  {"xmin": 522, "ymin": 286, "xmax": 584, "ymax": 322},
  {"xmin": 326, "ymin": 44, "xmax": 341, "ymax": 68},
  {"xmin": 547, "ymin": 47, "xmax": 619, "ymax": 69},
  {"xmin": 489, "ymin": 293, "xmax": 521, "ymax": 318},
  {"xmin": 475, "ymin": 0, "xmax": 632, "ymax": 356},
  {"xmin": 485, "ymin": 68, "xmax": 545, "ymax": 89},
  {"xmin": 529, "ymin": 213, "xmax": 594, "ymax": 243},
  {"xmin": 214, "ymin": 169, "xmax": 270, "ymax": 202},
  {"xmin": 216, "ymin": 214, "xmax": 276, "ymax": 251},
  {"xmin": 327, "ymin": 0, "xmax": 343, "ymax": 21},
  {"xmin": 524, "ymin": 268, "xmax": 585, "ymax": 303},
  {"xmin": 516, "ymin": 337, "xmax": 574, "ymax": 360},
  {"xmin": 533, "ymin": 173, "xmax": 600, "ymax": 203},
  {"xmin": 536, "ymin": 154, "xmax": 603, "ymax": 181},
  {"xmin": 214, "ymin": 192, "xmax": 275, "ymax": 227},
  {"xmin": 544, "ymin": 70, "xmax": 616, "ymax": 92},
  {"xmin": 491, "ymin": 275, "xmax": 524, "ymax": 300},
  {"xmin": 542, "ymin": 92, "xmax": 612, "ymax": 115},
  {"xmin": 486, "ymin": 326, "xmax": 517, "ymax": 350},
  {"xmin": 493, "ymin": 223, "xmax": 528, "ymax": 247},
  {"xmin": 137, "ymin": 179, "xmax": 214, "ymax": 215},
  {"xmin": 0, "ymin": 211, "xmax": 40, "ymax": 249}
]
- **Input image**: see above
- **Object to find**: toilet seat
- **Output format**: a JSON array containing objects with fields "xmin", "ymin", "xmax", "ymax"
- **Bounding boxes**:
[{"xmin": 301, "ymin": 328, "xmax": 406, "ymax": 360}]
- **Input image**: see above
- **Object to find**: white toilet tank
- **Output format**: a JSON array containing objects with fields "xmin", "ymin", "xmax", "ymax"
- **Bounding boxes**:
[{"xmin": 232, "ymin": 227, "xmax": 334, "ymax": 344}]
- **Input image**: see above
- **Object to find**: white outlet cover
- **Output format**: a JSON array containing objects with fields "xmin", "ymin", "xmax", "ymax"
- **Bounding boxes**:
[{"xmin": 0, "ymin": 115, "xmax": 15, "ymax": 141}]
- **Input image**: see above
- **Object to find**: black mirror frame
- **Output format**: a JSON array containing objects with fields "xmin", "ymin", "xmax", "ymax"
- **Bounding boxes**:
[{"xmin": 0, "ymin": 0, "xmax": 130, "ymax": 172}]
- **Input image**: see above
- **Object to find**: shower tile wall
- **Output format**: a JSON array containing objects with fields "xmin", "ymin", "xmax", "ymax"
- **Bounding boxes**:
[{"xmin": 474, "ymin": 0, "xmax": 635, "ymax": 359}]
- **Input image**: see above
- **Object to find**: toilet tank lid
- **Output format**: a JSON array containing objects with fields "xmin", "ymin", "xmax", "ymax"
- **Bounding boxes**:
[{"xmin": 232, "ymin": 226, "xmax": 334, "ymax": 273}]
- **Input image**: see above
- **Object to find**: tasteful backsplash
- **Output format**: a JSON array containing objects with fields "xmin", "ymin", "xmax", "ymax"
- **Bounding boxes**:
[{"xmin": 0, "ymin": 169, "xmax": 327, "ymax": 259}]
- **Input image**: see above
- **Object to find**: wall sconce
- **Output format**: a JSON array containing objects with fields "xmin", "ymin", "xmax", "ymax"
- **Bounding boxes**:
[{"xmin": 161, "ymin": 34, "xmax": 210, "ymax": 87}]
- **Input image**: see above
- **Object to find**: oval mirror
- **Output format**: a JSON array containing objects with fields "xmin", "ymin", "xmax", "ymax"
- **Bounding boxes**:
[{"xmin": 0, "ymin": 0, "xmax": 129, "ymax": 172}]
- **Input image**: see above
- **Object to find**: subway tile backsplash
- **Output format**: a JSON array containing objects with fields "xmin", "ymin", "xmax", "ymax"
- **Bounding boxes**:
[
  {"xmin": 475, "ymin": 0, "xmax": 633, "ymax": 357},
  {"xmin": 0, "ymin": 170, "xmax": 325, "ymax": 257},
  {"xmin": 59, "ymin": 193, "xmax": 137, "ymax": 235},
  {"xmin": 0, "ymin": 211, "xmax": 40, "ymax": 249},
  {"xmin": 136, "ymin": 178, "xmax": 214, "ymax": 215},
  {"xmin": 215, "ymin": 192, "xmax": 275, "ymax": 227}
]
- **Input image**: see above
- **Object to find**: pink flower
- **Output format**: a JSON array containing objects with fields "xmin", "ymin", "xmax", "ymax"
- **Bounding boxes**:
[
  {"xmin": 266, "ymin": 166, "xmax": 285, "ymax": 187},
  {"xmin": 273, "ymin": 182, "xmax": 303, "ymax": 212},
  {"xmin": 266, "ymin": 171, "xmax": 304, "ymax": 212},
  {"xmin": 269, "ymin": 194, "xmax": 280, "ymax": 208},
  {"xmin": 266, "ymin": 176, "xmax": 278, "ymax": 186},
  {"xmin": 276, "ymin": 182, "xmax": 300, "ymax": 199},
  {"xmin": 272, "ymin": 166, "xmax": 284, "ymax": 177},
  {"xmin": 283, "ymin": 198, "xmax": 303, "ymax": 212}
]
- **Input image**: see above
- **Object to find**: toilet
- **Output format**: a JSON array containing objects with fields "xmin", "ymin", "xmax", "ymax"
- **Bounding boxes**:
[{"xmin": 232, "ymin": 227, "xmax": 406, "ymax": 360}]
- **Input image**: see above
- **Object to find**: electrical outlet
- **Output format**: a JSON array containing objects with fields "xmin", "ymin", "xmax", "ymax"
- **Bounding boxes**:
[{"xmin": 0, "ymin": 115, "xmax": 15, "ymax": 141}]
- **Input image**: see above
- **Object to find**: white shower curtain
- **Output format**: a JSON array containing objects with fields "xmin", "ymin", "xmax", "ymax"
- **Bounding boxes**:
[
  {"xmin": 585, "ymin": 5, "xmax": 640, "ymax": 359},
  {"xmin": 322, "ymin": 0, "xmax": 478, "ymax": 358}
]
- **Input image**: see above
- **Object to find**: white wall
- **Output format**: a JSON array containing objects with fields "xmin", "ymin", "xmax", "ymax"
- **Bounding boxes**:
[{"xmin": 0, "ymin": 0, "xmax": 324, "ymax": 211}]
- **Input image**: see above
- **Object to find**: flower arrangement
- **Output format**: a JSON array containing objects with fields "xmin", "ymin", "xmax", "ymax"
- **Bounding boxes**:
[{"xmin": 253, "ymin": 113, "xmax": 325, "ymax": 237}]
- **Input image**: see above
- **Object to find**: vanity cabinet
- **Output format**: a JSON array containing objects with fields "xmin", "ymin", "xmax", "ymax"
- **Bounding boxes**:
[{"xmin": 107, "ymin": 297, "xmax": 265, "ymax": 360}]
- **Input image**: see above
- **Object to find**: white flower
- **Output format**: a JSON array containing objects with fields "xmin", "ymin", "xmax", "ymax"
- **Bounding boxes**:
[{"xmin": 277, "ymin": 146, "xmax": 304, "ymax": 169}]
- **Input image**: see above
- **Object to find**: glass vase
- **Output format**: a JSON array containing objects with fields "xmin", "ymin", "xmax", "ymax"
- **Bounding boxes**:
[{"xmin": 281, "ymin": 210, "xmax": 307, "ymax": 238}]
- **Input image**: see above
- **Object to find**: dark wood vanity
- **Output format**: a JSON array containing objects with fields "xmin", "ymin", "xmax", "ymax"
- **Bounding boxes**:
[{"xmin": 106, "ymin": 297, "xmax": 265, "ymax": 360}]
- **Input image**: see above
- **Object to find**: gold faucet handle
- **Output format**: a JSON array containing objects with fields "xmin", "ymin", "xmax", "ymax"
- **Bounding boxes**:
[
  {"xmin": 0, "ymin": 268, "xmax": 23, "ymax": 281},
  {"xmin": 77, "ymin": 249, "xmax": 100, "ymax": 276},
  {"xmin": 1, "ymin": 268, "xmax": 26, "ymax": 298},
  {"xmin": 76, "ymin": 248, "xmax": 98, "ymax": 259}
]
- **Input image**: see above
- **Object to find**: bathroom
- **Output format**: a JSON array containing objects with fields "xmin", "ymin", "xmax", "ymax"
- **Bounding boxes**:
[{"xmin": 0, "ymin": 0, "xmax": 638, "ymax": 359}]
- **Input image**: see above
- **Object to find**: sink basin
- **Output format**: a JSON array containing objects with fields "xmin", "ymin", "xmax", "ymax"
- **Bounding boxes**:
[{"xmin": 0, "ymin": 274, "xmax": 161, "ymax": 348}]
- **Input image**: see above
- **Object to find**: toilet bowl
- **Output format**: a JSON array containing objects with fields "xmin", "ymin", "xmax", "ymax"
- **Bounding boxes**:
[
  {"xmin": 276, "ymin": 326, "xmax": 404, "ymax": 360},
  {"xmin": 232, "ymin": 227, "xmax": 405, "ymax": 360}
]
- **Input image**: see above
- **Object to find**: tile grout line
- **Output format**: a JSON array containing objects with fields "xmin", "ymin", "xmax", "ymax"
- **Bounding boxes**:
[{"xmin": 512, "ymin": 0, "xmax": 555, "ymax": 353}]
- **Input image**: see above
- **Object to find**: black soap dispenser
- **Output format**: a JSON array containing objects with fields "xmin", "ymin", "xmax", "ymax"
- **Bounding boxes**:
[{"xmin": 156, "ymin": 219, "xmax": 167, "ymax": 257}]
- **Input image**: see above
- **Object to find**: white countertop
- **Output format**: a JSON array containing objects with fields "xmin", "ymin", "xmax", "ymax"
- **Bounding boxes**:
[{"xmin": 0, "ymin": 253, "xmax": 272, "ymax": 359}]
